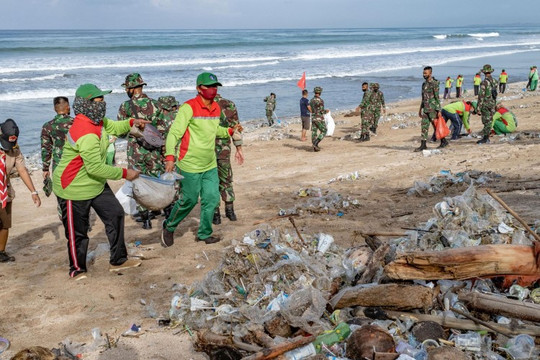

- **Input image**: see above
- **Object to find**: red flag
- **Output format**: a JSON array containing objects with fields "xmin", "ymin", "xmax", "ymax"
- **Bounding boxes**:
[{"xmin": 297, "ymin": 72, "xmax": 306, "ymax": 90}]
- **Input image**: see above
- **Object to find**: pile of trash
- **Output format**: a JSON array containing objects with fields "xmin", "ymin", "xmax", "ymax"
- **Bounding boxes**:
[
  {"xmin": 328, "ymin": 170, "xmax": 363, "ymax": 184},
  {"xmin": 278, "ymin": 187, "xmax": 359, "ymax": 216},
  {"xmin": 165, "ymin": 184, "xmax": 540, "ymax": 359},
  {"xmin": 407, "ymin": 170, "xmax": 500, "ymax": 197},
  {"xmin": 398, "ymin": 185, "xmax": 532, "ymax": 252}
]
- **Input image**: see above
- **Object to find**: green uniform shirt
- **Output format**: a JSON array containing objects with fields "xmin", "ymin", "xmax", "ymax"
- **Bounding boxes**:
[
  {"xmin": 474, "ymin": 75, "xmax": 482, "ymax": 86},
  {"xmin": 165, "ymin": 95, "xmax": 231, "ymax": 173},
  {"xmin": 53, "ymin": 115, "xmax": 132, "ymax": 201},
  {"xmin": 443, "ymin": 101, "xmax": 472, "ymax": 130},
  {"xmin": 499, "ymin": 72, "xmax": 508, "ymax": 84},
  {"xmin": 492, "ymin": 108, "xmax": 516, "ymax": 133}
]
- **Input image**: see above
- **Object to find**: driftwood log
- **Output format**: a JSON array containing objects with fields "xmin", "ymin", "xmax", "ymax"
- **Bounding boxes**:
[
  {"xmin": 458, "ymin": 291, "xmax": 540, "ymax": 323},
  {"xmin": 330, "ymin": 284, "xmax": 435, "ymax": 310},
  {"xmin": 385, "ymin": 311, "xmax": 540, "ymax": 337},
  {"xmin": 385, "ymin": 244, "xmax": 540, "ymax": 280}
]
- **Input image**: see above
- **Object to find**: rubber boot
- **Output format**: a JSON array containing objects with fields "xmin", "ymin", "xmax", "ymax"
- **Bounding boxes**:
[
  {"xmin": 225, "ymin": 202, "xmax": 237, "ymax": 221},
  {"xmin": 213, "ymin": 207, "xmax": 221, "ymax": 225},
  {"xmin": 313, "ymin": 138, "xmax": 321, "ymax": 152},
  {"xmin": 414, "ymin": 140, "xmax": 427, "ymax": 152},
  {"xmin": 140, "ymin": 211, "xmax": 152, "ymax": 230},
  {"xmin": 477, "ymin": 135, "xmax": 490, "ymax": 144},
  {"xmin": 362, "ymin": 133, "xmax": 370, "ymax": 142},
  {"xmin": 438, "ymin": 138, "xmax": 449, "ymax": 148},
  {"xmin": 163, "ymin": 204, "xmax": 173, "ymax": 219}
]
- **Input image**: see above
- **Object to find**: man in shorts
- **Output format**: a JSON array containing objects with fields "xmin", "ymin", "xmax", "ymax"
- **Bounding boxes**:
[{"xmin": 299, "ymin": 89, "xmax": 311, "ymax": 141}]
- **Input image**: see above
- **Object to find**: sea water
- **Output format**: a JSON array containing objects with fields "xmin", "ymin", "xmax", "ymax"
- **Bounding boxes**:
[{"xmin": 1, "ymin": 26, "xmax": 540, "ymax": 155}]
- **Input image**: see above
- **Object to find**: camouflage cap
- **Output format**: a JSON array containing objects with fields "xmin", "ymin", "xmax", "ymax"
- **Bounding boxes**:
[
  {"xmin": 158, "ymin": 96, "xmax": 179, "ymax": 111},
  {"xmin": 481, "ymin": 64, "xmax": 494, "ymax": 73},
  {"xmin": 122, "ymin": 73, "xmax": 147, "ymax": 89},
  {"xmin": 313, "ymin": 86, "xmax": 323, "ymax": 94},
  {"xmin": 370, "ymin": 83, "xmax": 380, "ymax": 90}
]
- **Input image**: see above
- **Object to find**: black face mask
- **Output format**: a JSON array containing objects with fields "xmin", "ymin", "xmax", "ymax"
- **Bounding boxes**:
[
  {"xmin": 423, "ymin": 75, "xmax": 430, "ymax": 80},
  {"xmin": 73, "ymin": 96, "xmax": 106, "ymax": 125}
]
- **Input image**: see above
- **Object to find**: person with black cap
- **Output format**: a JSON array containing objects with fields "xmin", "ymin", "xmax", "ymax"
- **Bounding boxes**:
[
  {"xmin": 53, "ymin": 83, "xmax": 147, "ymax": 280},
  {"xmin": 161, "ymin": 72, "xmax": 243, "ymax": 247},
  {"xmin": 0, "ymin": 119, "xmax": 41, "ymax": 262}
]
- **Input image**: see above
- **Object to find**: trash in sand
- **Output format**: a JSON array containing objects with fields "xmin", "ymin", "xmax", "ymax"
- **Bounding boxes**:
[
  {"xmin": 422, "ymin": 149, "xmax": 442, "ymax": 157},
  {"xmin": 122, "ymin": 324, "xmax": 142, "ymax": 337},
  {"xmin": 279, "ymin": 188, "xmax": 359, "ymax": 216},
  {"xmin": 0, "ymin": 337, "xmax": 9, "ymax": 354},
  {"xmin": 407, "ymin": 169, "xmax": 500, "ymax": 196},
  {"xmin": 328, "ymin": 170, "xmax": 363, "ymax": 184}
]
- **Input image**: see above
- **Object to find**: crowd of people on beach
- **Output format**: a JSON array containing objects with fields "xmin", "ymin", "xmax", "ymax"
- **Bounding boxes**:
[{"xmin": 0, "ymin": 62, "xmax": 535, "ymax": 280}]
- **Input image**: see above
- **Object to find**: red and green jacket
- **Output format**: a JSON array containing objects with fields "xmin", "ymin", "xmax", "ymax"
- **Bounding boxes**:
[
  {"xmin": 165, "ymin": 95, "xmax": 232, "ymax": 173},
  {"xmin": 53, "ymin": 114, "xmax": 133, "ymax": 200},
  {"xmin": 499, "ymin": 72, "xmax": 508, "ymax": 84},
  {"xmin": 443, "ymin": 101, "xmax": 473, "ymax": 130},
  {"xmin": 492, "ymin": 107, "xmax": 516, "ymax": 133},
  {"xmin": 474, "ymin": 75, "xmax": 482, "ymax": 86}
]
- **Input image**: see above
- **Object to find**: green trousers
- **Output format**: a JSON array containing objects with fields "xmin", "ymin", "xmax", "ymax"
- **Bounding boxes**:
[
  {"xmin": 164, "ymin": 167, "xmax": 219, "ymax": 240},
  {"xmin": 530, "ymin": 79, "xmax": 538, "ymax": 91}
]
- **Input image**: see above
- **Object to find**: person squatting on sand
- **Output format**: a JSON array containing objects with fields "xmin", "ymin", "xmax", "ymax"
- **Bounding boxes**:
[
  {"xmin": 161, "ymin": 72, "xmax": 243, "ymax": 247},
  {"xmin": 309, "ymin": 86, "xmax": 328, "ymax": 152},
  {"xmin": 118, "ymin": 73, "xmax": 167, "ymax": 230},
  {"xmin": 0, "ymin": 119, "xmax": 41, "ymax": 263},
  {"xmin": 52, "ymin": 84, "xmax": 145, "ymax": 280},
  {"xmin": 213, "ymin": 93, "xmax": 244, "ymax": 225}
]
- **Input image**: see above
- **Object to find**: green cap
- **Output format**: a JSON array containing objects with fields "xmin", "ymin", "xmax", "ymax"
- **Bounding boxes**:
[
  {"xmin": 196, "ymin": 72, "xmax": 222, "ymax": 87},
  {"xmin": 75, "ymin": 83, "xmax": 112, "ymax": 99},
  {"xmin": 470, "ymin": 101, "xmax": 478, "ymax": 112},
  {"xmin": 122, "ymin": 73, "xmax": 147, "ymax": 89}
]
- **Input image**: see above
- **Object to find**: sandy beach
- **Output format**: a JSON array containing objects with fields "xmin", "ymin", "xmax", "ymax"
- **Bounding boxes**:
[{"xmin": 1, "ymin": 81, "xmax": 540, "ymax": 359}]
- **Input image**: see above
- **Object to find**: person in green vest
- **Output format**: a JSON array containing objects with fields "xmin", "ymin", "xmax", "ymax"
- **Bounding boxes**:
[
  {"xmin": 528, "ymin": 66, "xmax": 538, "ymax": 91},
  {"xmin": 441, "ymin": 100, "xmax": 477, "ymax": 140},
  {"xmin": 443, "ymin": 76, "xmax": 454, "ymax": 99},
  {"xmin": 499, "ymin": 69, "xmax": 508, "ymax": 94},
  {"xmin": 473, "ymin": 73, "xmax": 482, "ymax": 96},
  {"xmin": 492, "ymin": 102, "xmax": 517, "ymax": 135},
  {"xmin": 455, "ymin": 75, "xmax": 464, "ymax": 98}
]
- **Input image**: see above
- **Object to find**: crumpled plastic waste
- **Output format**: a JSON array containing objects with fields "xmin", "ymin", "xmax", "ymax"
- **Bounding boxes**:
[
  {"xmin": 407, "ymin": 170, "xmax": 501, "ymax": 197},
  {"xmin": 279, "ymin": 187, "xmax": 359, "ymax": 216}
]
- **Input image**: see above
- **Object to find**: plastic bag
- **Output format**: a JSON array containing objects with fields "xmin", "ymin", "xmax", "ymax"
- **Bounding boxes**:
[
  {"xmin": 115, "ymin": 181, "xmax": 137, "ymax": 215},
  {"xmin": 434, "ymin": 114, "xmax": 450, "ymax": 140},
  {"xmin": 132, "ymin": 174, "xmax": 178, "ymax": 211},
  {"xmin": 324, "ymin": 111, "xmax": 335, "ymax": 136}
]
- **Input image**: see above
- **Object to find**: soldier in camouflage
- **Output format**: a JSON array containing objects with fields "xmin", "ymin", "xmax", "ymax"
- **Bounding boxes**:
[
  {"xmin": 368, "ymin": 83, "xmax": 386, "ymax": 135},
  {"xmin": 41, "ymin": 96, "xmax": 73, "ymax": 179},
  {"xmin": 309, "ymin": 86, "xmax": 328, "ymax": 152},
  {"xmin": 158, "ymin": 95, "xmax": 179, "ymax": 131},
  {"xmin": 477, "ymin": 64, "xmax": 497, "ymax": 144},
  {"xmin": 355, "ymin": 82, "xmax": 372, "ymax": 142},
  {"xmin": 117, "ymin": 73, "xmax": 167, "ymax": 229},
  {"xmin": 263, "ymin": 93, "xmax": 276, "ymax": 126},
  {"xmin": 416, "ymin": 66, "xmax": 444, "ymax": 152},
  {"xmin": 212, "ymin": 94, "xmax": 244, "ymax": 225}
]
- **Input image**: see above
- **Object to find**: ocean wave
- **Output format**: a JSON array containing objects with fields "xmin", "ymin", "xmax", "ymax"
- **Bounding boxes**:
[
  {"xmin": 0, "ymin": 73, "xmax": 65, "ymax": 83},
  {"xmin": 432, "ymin": 32, "xmax": 499, "ymax": 39},
  {"xmin": 0, "ymin": 56, "xmax": 283, "ymax": 75},
  {"xmin": 206, "ymin": 61, "xmax": 280, "ymax": 70},
  {"xmin": 468, "ymin": 32, "xmax": 499, "ymax": 38}
]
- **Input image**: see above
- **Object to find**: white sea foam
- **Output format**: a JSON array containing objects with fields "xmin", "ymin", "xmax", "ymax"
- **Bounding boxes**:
[
  {"xmin": 0, "ymin": 73, "xmax": 65, "ymax": 83},
  {"xmin": 433, "ymin": 34, "xmax": 447, "ymax": 39},
  {"xmin": 0, "ymin": 56, "xmax": 283, "ymax": 75},
  {"xmin": 468, "ymin": 32, "xmax": 499, "ymax": 38}
]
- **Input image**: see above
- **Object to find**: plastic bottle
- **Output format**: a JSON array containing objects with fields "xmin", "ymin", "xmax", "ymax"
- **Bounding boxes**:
[
  {"xmin": 506, "ymin": 334, "xmax": 536, "ymax": 359},
  {"xmin": 453, "ymin": 332, "xmax": 482, "ymax": 352},
  {"xmin": 284, "ymin": 343, "xmax": 316, "ymax": 360}
]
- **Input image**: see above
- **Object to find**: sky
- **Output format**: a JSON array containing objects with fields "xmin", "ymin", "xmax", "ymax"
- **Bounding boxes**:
[{"xmin": 0, "ymin": 0, "xmax": 538, "ymax": 29}]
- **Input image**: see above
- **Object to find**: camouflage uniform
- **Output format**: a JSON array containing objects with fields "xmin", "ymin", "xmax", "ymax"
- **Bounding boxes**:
[
  {"xmin": 478, "ymin": 72, "xmax": 497, "ymax": 137},
  {"xmin": 309, "ymin": 92, "xmax": 327, "ymax": 145},
  {"xmin": 264, "ymin": 95, "xmax": 276, "ymax": 126},
  {"xmin": 41, "ymin": 114, "xmax": 73, "ymax": 173},
  {"xmin": 359, "ymin": 89, "xmax": 373, "ymax": 136},
  {"xmin": 215, "ymin": 94, "xmax": 242, "ymax": 204},
  {"xmin": 118, "ymin": 95, "xmax": 166, "ymax": 176},
  {"xmin": 368, "ymin": 83, "xmax": 385, "ymax": 132},
  {"xmin": 420, "ymin": 77, "xmax": 441, "ymax": 140},
  {"xmin": 157, "ymin": 95, "xmax": 179, "ymax": 131}
]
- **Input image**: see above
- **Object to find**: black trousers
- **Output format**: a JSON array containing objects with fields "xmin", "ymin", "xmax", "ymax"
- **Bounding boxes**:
[
  {"xmin": 57, "ymin": 184, "xmax": 127, "ymax": 277},
  {"xmin": 474, "ymin": 85, "xmax": 479, "ymax": 96},
  {"xmin": 499, "ymin": 83, "xmax": 506, "ymax": 94}
]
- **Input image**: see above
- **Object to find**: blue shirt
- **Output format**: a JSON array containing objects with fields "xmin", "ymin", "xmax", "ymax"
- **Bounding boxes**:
[{"xmin": 300, "ymin": 97, "xmax": 310, "ymax": 117}]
